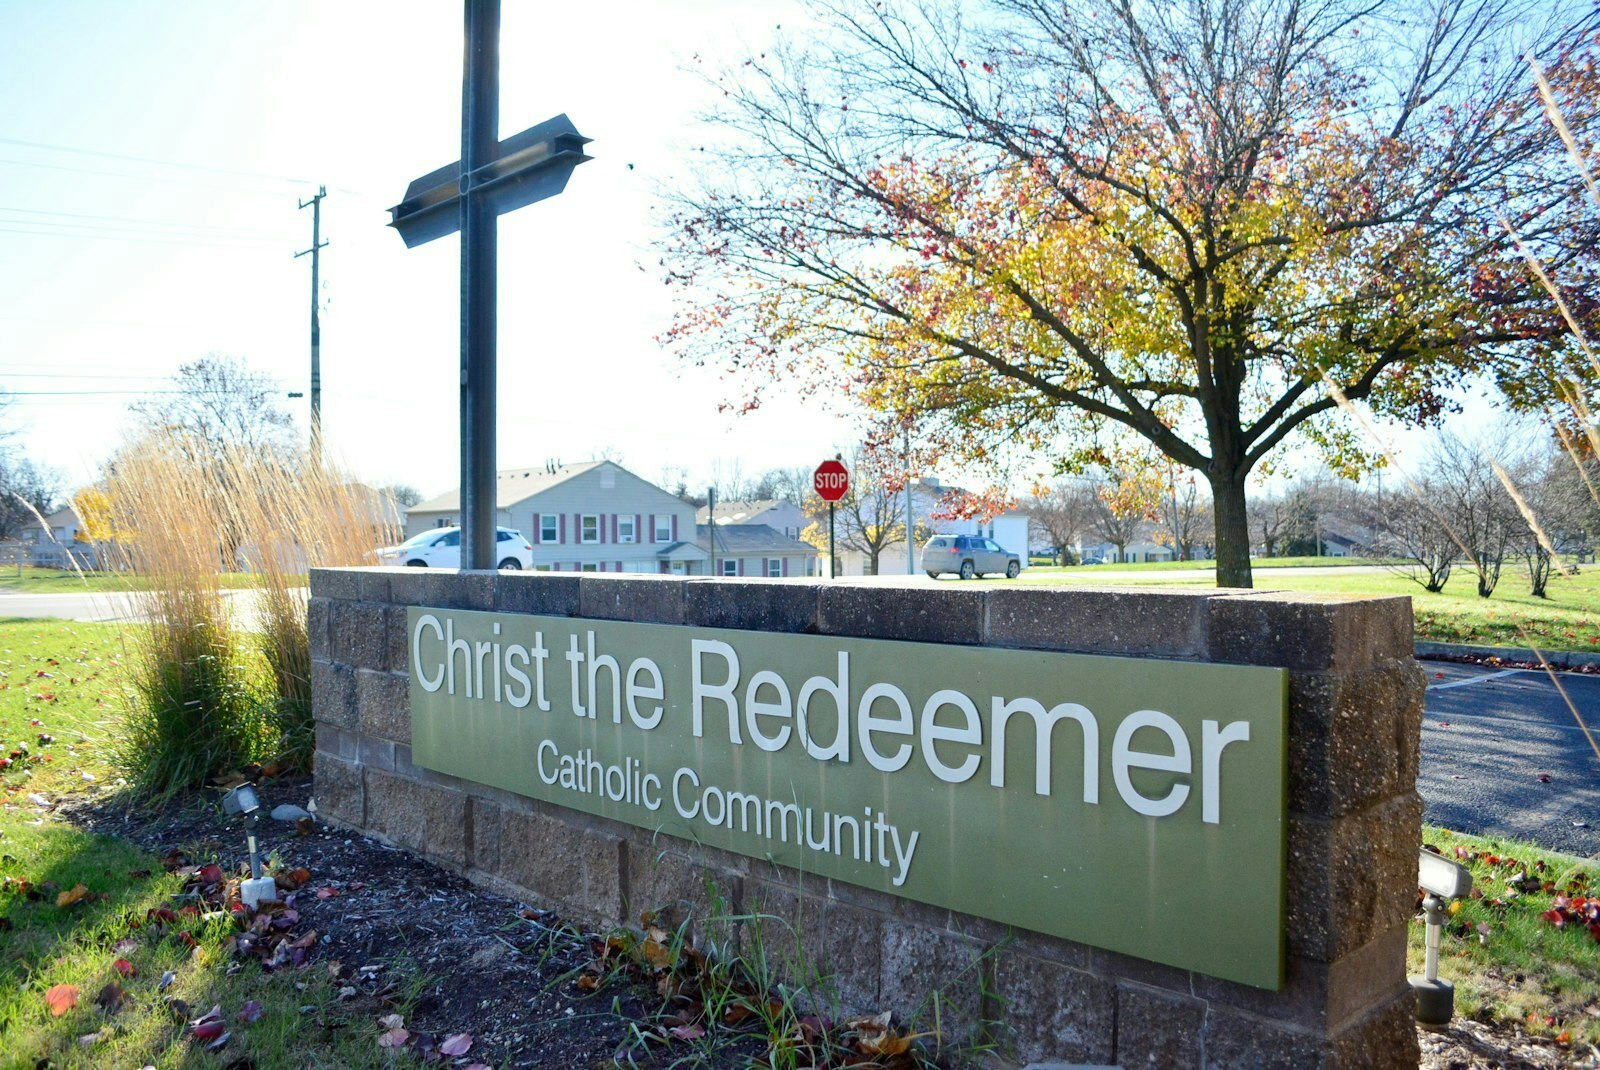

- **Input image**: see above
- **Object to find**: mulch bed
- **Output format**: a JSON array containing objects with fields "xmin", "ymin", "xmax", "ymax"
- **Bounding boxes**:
[
  {"xmin": 58, "ymin": 775, "xmax": 679, "ymax": 1070},
  {"xmin": 52, "ymin": 777, "xmax": 1595, "ymax": 1070}
]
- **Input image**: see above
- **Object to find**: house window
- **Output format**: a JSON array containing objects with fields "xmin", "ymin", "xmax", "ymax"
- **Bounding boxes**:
[
  {"xmin": 765, "ymin": 558, "xmax": 782, "ymax": 577},
  {"xmin": 534, "ymin": 564, "xmax": 551, "ymax": 572},
  {"xmin": 581, "ymin": 515, "xmax": 599, "ymax": 544},
  {"xmin": 435, "ymin": 518, "xmax": 450, "ymax": 528},
  {"xmin": 721, "ymin": 559, "xmax": 738, "ymax": 576},
  {"xmin": 581, "ymin": 562, "xmax": 598, "ymax": 572},
  {"xmin": 654, "ymin": 516, "xmax": 672, "ymax": 543},
  {"xmin": 540, "ymin": 514, "xmax": 557, "ymax": 543},
  {"xmin": 618, "ymin": 516, "xmax": 636, "ymax": 543}
]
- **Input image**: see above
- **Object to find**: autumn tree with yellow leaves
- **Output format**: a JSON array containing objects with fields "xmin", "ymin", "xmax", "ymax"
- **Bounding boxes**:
[{"xmin": 662, "ymin": 0, "xmax": 1600, "ymax": 586}]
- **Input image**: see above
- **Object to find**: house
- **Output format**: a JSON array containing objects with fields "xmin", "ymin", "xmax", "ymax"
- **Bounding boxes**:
[
  {"xmin": 830, "ymin": 476, "xmax": 1031, "ymax": 577},
  {"xmin": 700, "ymin": 523, "xmax": 818, "ymax": 578},
  {"xmin": 697, "ymin": 499, "xmax": 808, "ymax": 542},
  {"xmin": 406, "ymin": 461, "xmax": 819, "ymax": 576},
  {"xmin": 21, "ymin": 505, "xmax": 102, "ymax": 569}
]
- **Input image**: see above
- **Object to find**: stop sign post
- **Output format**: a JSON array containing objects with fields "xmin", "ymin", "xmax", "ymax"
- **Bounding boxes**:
[{"xmin": 814, "ymin": 459, "xmax": 848, "ymax": 578}]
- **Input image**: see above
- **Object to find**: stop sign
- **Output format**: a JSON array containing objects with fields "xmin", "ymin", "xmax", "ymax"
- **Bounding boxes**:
[{"xmin": 813, "ymin": 459, "xmax": 849, "ymax": 502}]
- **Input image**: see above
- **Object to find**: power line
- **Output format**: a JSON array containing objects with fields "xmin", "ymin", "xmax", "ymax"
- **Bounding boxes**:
[
  {"xmin": 0, "ymin": 204, "xmax": 293, "ymax": 239},
  {"xmin": 0, "ymin": 155, "xmax": 299, "ymax": 197},
  {"xmin": 0, "ymin": 135, "xmax": 317, "ymax": 186}
]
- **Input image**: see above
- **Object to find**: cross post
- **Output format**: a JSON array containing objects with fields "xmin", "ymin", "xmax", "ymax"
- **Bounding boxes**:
[{"xmin": 389, "ymin": 0, "xmax": 591, "ymax": 569}]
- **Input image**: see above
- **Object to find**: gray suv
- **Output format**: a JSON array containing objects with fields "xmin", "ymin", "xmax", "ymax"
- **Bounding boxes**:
[{"xmin": 921, "ymin": 534, "xmax": 1021, "ymax": 580}]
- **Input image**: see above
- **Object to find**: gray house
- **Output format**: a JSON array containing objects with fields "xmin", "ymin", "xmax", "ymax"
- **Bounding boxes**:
[{"xmin": 407, "ymin": 461, "xmax": 702, "ymax": 574}]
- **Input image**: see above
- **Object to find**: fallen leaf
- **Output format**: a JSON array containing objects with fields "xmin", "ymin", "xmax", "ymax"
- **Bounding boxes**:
[
  {"xmin": 191, "ymin": 1004, "xmax": 226, "ymax": 1039},
  {"xmin": 378, "ymin": 1013, "xmax": 405, "ymax": 1030},
  {"xmin": 378, "ymin": 1026, "xmax": 410, "ymax": 1048},
  {"xmin": 112, "ymin": 958, "xmax": 135, "ymax": 977},
  {"xmin": 206, "ymin": 1030, "xmax": 232, "ymax": 1052},
  {"xmin": 95, "ymin": 982, "xmax": 127, "ymax": 1014},
  {"xmin": 315, "ymin": 886, "xmax": 340, "ymax": 900},
  {"xmin": 45, "ymin": 983, "xmax": 79, "ymax": 1016},
  {"xmin": 668, "ymin": 1023, "xmax": 706, "ymax": 1041},
  {"xmin": 238, "ymin": 999, "xmax": 263, "ymax": 1023},
  {"xmin": 56, "ymin": 883, "xmax": 90, "ymax": 908},
  {"xmin": 440, "ymin": 1033, "xmax": 473, "ymax": 1056}
]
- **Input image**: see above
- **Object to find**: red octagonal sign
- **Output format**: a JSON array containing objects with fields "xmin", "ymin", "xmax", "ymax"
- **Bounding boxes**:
[{"xmin": 813, "ymin": 459, "xmax": 849, "ymax": 502}]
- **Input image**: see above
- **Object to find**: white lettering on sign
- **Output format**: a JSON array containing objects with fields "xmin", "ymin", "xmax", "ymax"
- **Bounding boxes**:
[{"xmin": 409, "ymin": 612, "xmax": 1257, "ymax": 826}]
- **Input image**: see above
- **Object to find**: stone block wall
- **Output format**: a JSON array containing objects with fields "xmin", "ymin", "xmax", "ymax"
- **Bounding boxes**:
[{"xmin": 310, "ymin": 567, "xmax": 1425, "ymax": 1069}]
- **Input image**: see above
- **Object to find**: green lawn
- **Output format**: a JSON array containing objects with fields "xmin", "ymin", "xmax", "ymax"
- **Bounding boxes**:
[
  {"xmin": 0, "ymin": 620, "xmax": 407, "ymax": 1069},
  {"xmin": 1415, "ymin": 826, "xmax": 1600, "ymax": 1049},
  {"xmin": 1016, "ymin": 561, "xmax": 1600, "ymax": 652},
  {"xmin": 1031, "ymin": 554, "xmax": 1389, "ymax": 572}
]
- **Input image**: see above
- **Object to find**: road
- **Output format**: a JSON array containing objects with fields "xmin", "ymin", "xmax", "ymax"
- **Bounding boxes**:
[
  {"xmin": 3, "ymin": 585, "xmax": 1596, "ymax": 856},
  {"xmin": 0, "ymin": 588, "xmax": 264, "ymax": 626},
  {"xmin": 1421, "ymin": 662, "xmax": 1600, "ymax": 857}
]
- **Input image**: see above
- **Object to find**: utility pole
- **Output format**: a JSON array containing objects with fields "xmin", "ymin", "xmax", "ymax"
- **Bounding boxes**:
[
  {"xmin": 905, "ymin": 423, "xmax": 915, "ymax": 576},
  {"xmin": 295, "ymin": 186, "xmax": 328, "ymax": 466}
]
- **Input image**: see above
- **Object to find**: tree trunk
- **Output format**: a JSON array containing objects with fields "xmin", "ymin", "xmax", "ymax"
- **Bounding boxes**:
[{"xmin": 1211, "ymin": 474, "xmax": 1253, "ymax": 588}]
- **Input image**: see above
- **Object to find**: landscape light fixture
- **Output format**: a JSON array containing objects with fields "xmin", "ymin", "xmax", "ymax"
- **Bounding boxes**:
[
  {"xmin": 1411, "ymin": 849, "xmax": 1474, "ymax": 1025},
  {"xmin": 222, "ymin": 783, "xmax": 277, "ymax": 910}
]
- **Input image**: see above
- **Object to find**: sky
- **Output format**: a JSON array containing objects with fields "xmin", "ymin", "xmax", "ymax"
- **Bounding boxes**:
[
  {"xmin": 0, "ymin": 0, "xmax": 1522, "ymax": 505},
  {"xmin": 0, "ymin": 0, "xmax": 858, "ymax": 500}
]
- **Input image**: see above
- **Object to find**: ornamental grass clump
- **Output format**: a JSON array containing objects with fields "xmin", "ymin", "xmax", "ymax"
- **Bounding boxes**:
[
  {"xmin": 103, "ymin": 432, "xmax": 271, "ymax": 797},
  {"xmin": 103, "ymin": 429, "xmax": 399, "ymax": 794}
]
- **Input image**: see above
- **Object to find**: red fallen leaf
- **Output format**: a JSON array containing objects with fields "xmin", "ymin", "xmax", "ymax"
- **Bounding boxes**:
[
  {"xmin": 315, "ymin": 886, "xmax": 341, "ymax": 900},
  {"xmin": 669, "ymin": 1023, "xmax": 706, "ymax": 1041},
  {"xmin": 440, "ymin": 1033, "xmax": 473, "ymax": 1056},
  {"xmin": 1538, "ymin": 773, "xmax": 1552, "ymax": 783},
  {"xmin": 45, "ymin": 984, "xmax": 79, "ymax": 1016},
  {"xmin": 378, "ymin": 1026, "xmax": 411, "ymax": 1048},
  {"xmin": 112, "ymin": 958, "xmax": 135, "ymax": 977},
  {"xmin": 238, "ymin": 999, "xmax": 263, "ymax": 1023},
  {"xmin": 177, "ymin": 931, "xmax": 198, "ymax": 948},
  {"xmin": 197, "ymin": 864, "xmax": 225, "ymax": 885},
  {"xmin": 190, "ymin": 1005, "xmax": 226, "ymax": 1039}
]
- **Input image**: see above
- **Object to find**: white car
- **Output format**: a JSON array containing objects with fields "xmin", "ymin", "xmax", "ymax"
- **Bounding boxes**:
[{"xmin": 376, "ymin": 526, "xmax": 533, "ymax": 570}]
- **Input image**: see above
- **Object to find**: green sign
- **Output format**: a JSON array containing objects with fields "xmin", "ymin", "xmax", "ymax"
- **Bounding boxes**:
[{"xmin": 407, "ymin": 608, "xmax": 1288, "ymax": 988}]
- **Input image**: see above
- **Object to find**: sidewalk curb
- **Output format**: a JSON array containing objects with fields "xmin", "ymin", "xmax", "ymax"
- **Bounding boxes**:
[{"xmin": 1415, "ymin": 640, "xmax": 1600, "ymax": 670}]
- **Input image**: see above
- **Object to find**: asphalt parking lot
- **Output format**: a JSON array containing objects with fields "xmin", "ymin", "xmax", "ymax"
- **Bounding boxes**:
[{"xmin": 1420, "ymin": 661, "xmax": 1600, "ymax": 857}]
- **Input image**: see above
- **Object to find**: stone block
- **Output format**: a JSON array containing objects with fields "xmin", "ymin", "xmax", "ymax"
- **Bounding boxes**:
[
  {"xmin": 880, "ymin": 924, "xmax": 991, "ymax": 1043},
  {"xmin": 385, "ymin": 606, "xmax": 409, "ymax": 675},
  {"xmin": 1087, "ymin": 945, "xmax": 1192, "ymax": 994},
  {"xmin": 311, "ymin": 754, "xmax": 364, "ymax": 827},
  {"xmin": 495, "ymin": 571, "xmax": 581, "ymax": 616},
  {"xmin": 357, "ymin": 669, "xmax": 410, "ymax": 745},
  {"xmin": 1288, "ymin": 794, "xmax": 1423, "ymax": 963},
  {"xmin": 1287, "ymin": 662, "xmax": 1425, "ymax": 820},
  {"xmin": 748, "ymin": 880, "xmax": 883, "ymax": 1012},
  {"xmin": 311, "ymin": 661, "xmax": 356, "ymax": 729},
  {"xmin": 309, "ymin": 567, "xmax": 361, "ymax": 601},
  {"xmin": 819, "ymin": 582, "xmax": 985, "ymax": 645},
  {"xmin": 386, "ymin": 566, "xmax": 429, "ymax": 607},
  {"xmin": 1200, "ymin": 1008, "xmax": 1325, "ymax": 1069},
  {"xmin": 356, "ymin": 732, "xmax": 394, "ymax": 771},
  {"xmin": 424, "ymin": 570, "xmax": 497, "ymax": 610},
  {"xmin": 357, "ymin": 569, "xmax": 395, "ymax": 603},
  {"xmin": 363, "ymin": 768, "xmax": 468, "ymax": 866},
  {"xmin": 331, "ymin": 602, "xmax": 390, "ymax": 671},
  {"xmin": 1327, "ymin": 986, "xmax": 1420, "ymax": 1069},
  {"xmin": 307, "ymin": 597, "xmax": 331, "ymax": 660},
  {"xmin": 1113, "ymin": 983, "xmax": 1205, "ymax": 1069},
  {"xmin": 624, "ymin": 840, "xmax": 744, "ymax": 933},
  {"xmin": 1207, "ymin": 592, "xmax": 1413, "ymax": 672},
  {"xmin": 683, "ymin": 578, "xmax": 823, "ymax": 634},
  {"xmin": 986, "ymin": 587, "xmax": 1214, "ymax": 658},
  {"xmin": 1192, "ymin": 926, "xmax": 1410, "ymax": 1034},
  {"xmin": 991, "ymin": 949, "xmax": 1115, "ymax": 1065},
  {"xmin": 578, "ymin": 574, "xmax": 686, "ymax": 624},
  {"xmin": 475, "ymin": 802, "xmax": 625, "ymax": 923},
  {"xmin": 314, "ymin": 722, "xmax": 357, "ymax": 763}
]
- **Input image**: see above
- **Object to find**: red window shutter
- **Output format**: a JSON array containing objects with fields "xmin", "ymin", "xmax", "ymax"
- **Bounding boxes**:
[
  {"xmin": 559, "ymin": 514, "xmax": 566, "ymax": 543},
  {"xmin": 782, "ymin": 558, "xmax": 789, "ymax": 577},
  {"xmin": 672, "ymin": 515, "xmax": 678, "ymax": 541},
  {"xmin": 532, "ymin": 513, "xmax": 541, "ymax": 544},
  {"xmin": 635, "ymin": 514, "xmax": 642, "ymax": 544},
  {"xmin": 647, "ymin": 513, "xmax": 655, "ymax": 543},
  {"xmin": 611, "ymin": 515, "xmax": 618, "ymax": 542},
  {"xmin": 615, "ymin": 560, "xmax": 622, "ymax": 572}
]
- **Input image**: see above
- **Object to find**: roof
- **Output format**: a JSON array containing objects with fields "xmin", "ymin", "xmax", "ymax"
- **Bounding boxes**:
[
  {"xmin": 698, "ymin": 523, "xmax": 817, "ymax": 555},
  {"xmin": 409, "ymin": 461, "xmax": 606, "ymax": 514},
  {"xmin": 696, "ymin": 499, "xmax": 793, "ymax": 525}
]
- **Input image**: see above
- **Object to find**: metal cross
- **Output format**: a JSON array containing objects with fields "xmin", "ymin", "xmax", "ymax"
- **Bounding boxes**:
[{"xmin": 389, "ymin": 0, "xmax": 591, "ymax": 570}]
